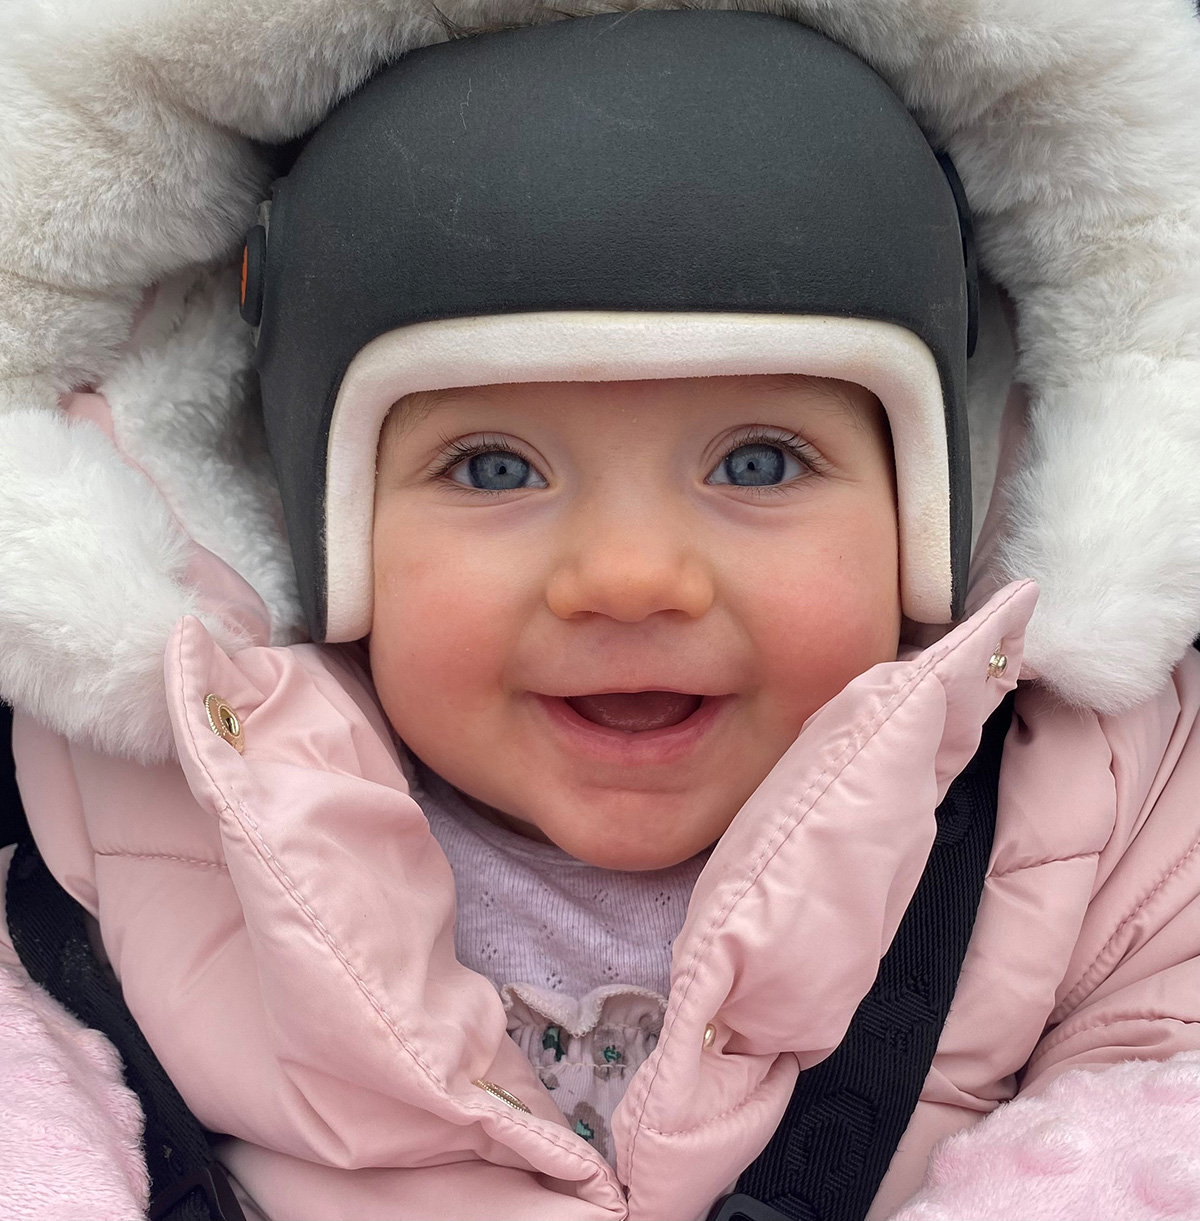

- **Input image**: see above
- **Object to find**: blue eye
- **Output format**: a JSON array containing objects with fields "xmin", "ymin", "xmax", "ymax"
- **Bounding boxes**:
[
  {"xmin": 467, "ymin": 451, "xmax": 529, "ymax": 490},
  {"xmin": 722, "ymin": 443, "xmax": 784, "ymax": 485},
  {"xmin": 708, "ymin": 439, "xmax": 805, "ymax": 488},
  {"xmin": 443, "ymin": 443, "xmax": 548, "ymax": 492}
]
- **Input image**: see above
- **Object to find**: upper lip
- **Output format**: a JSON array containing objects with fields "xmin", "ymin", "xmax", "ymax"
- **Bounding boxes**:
[{"xmin": 533, "ymin": 687, "xmax": 730, "ymax": 698}]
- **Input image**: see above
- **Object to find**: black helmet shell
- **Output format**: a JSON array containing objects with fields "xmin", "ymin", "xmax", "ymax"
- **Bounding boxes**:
[{"xmin": 253, "ymin": 10, "xmax": 973, "ymax": 640}]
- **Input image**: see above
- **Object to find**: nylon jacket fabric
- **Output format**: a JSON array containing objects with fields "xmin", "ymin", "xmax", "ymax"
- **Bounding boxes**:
[{"xmin": 5, "ymin": 571, "xmax": 1197, "ymax": 1221}]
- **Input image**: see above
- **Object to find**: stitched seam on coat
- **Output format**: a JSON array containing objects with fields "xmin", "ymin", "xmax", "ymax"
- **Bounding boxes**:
[
  {"xmin": 638, "ymin": 1053, "xmax": 801, "ymax": 1138},
  {"xmin": 225, "ymin": 787, "xmax": 606, "ymax": 1168},
  {"xmin": 1025, "ymin": 1014, "xmax": 1196, "ymax": 1078},
  {"xmin": 95, "ymin": 850, "xmax": 228, "ymax": 870},
  {"xmin": 989, "ymin": 848, "xmax": 1100, "ymax": 879},
  {"xmin": 173, "ymin": 628, "xmax": 609, "ymax": 1182},
  {"xmin": 1054, "ymin": 839, "xmax": 1200, "ymax": 1020},
  {"xmin": 622, "ymin": 581, "xmax": 1031, "ymax": 1185}
]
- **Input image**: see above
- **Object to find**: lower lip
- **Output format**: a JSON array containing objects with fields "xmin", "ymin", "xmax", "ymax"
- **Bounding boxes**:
[{"xmin": 531, "ymin": 693, "xmax": 731, "ymax": 765}]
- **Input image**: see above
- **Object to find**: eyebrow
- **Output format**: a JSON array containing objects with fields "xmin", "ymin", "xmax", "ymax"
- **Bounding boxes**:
[
  {"xmin": 381, "ymin": 375, "xmax": 873, "ymax": 444},
  {"xmin": 381, "ymin": 386, "xmax": 479, "ymax": 446},
  {"xmin": 731, "ymin": 374, "xmax": 874, "ymax": 433}
]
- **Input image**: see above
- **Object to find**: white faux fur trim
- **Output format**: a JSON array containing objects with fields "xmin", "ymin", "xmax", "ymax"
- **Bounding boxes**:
[
  {"xmin": 100, "ymin": 266, "xmax": 306, "ymax": 648},
  {"xmin": 0, "ymin": 409, "xmax": 250, "ymax": 764},
  {"xmin": 326, "ymin": 313, "xmax": 949, "ymax": 640},
  {"xmin": 1, "ymin": 0, "xmax": 1198, "ymax": 731},
  {"xmin": 997, "ymin": 356, "xmax": 1200, "ymax": 709}
]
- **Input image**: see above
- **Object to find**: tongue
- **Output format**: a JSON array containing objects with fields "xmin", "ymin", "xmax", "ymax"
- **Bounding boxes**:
[{"xmin": 566, "ymin": 691, "xmax": 703, "ymax": 732}]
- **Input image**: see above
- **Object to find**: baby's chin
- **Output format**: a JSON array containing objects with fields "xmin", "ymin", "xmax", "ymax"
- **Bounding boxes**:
[
  {"xmin": 577, "ymin": 842, "xmax": 718, "ymax": 871},
  {"xmin": 575, "ymin": 824, "xmax": 724, "ymax": 870},
  {"xmin": 466, "ymin": 793, "xmax": 720, "ymax": 870}
]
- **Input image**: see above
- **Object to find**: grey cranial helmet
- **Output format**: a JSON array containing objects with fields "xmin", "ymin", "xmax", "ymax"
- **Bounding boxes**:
[{"xmin": 242, "ymin": 9, "xmax": 977, "ymax": 643}]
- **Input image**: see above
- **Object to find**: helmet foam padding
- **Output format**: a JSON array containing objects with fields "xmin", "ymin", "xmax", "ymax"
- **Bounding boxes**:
[{"xmin": 325, "ymin": 313, "xmax": 947, "ymax": 641}]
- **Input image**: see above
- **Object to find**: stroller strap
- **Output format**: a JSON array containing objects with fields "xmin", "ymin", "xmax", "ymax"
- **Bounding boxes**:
[
  {"xmin": 709, "ymin": 690, "xmax": 1014, "ymax": 1221},
  {"xmin": 5, "ymin": 840, "xmax": 246, "ymax": 1221}
]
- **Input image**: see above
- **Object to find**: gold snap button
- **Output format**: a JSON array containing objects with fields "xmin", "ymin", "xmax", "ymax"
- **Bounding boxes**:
[
  {"xmin": 703, "ymin": 1023, "xmax": 716, "ymax": 1048},
  {"xmin": 204, "ymin": 693, "xmax": 244, "ymax": 753},
  {"xmin": 987, "ymin": 649, "xmax": 1008, "ymax": 680},
  {"xmin": 472, "ymin": 1078, "xmax": 531, "ymax": 1114}
]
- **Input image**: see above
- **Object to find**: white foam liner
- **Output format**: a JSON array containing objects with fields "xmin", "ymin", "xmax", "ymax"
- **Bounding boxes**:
[{"xmin": 324, "ymin": 312, "xmax": 950, "ymax": 641}]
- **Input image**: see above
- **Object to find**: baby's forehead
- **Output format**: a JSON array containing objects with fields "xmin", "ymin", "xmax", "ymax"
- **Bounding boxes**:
[{"xmin": 386, "ymin": 374, "xmax": 873, "ymax": 435}]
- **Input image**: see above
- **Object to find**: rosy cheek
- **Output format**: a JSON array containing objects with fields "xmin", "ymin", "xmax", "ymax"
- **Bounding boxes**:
[
  {"xmin": 751, "ymin": 517, "xmax": 900, "ymax": 721},
  {"xmin": 372, "ymin": 529, "xmax": 515, "ymax": 718}
]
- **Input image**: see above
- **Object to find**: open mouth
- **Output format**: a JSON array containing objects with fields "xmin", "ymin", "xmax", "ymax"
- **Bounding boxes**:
[
  {"xmin": 535, "ymin": 690, "xmax": 729, "ymax": 764},
  {"xmin": 564, "ymin": 691, "xmax": 705, "ymax": 733}
]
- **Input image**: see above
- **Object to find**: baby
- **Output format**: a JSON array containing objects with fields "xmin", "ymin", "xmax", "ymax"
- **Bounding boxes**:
[
  {"xmin": 368, "ymin": 373, "xmax": 900, "ymax": 1153},
  {"xmin": 202, "ymin": 16, "xmax": 1185, "ymax": 1199},
  {"xmin": 3, "ymin": 10, "xmax": 1195, "ymax": 1221}
]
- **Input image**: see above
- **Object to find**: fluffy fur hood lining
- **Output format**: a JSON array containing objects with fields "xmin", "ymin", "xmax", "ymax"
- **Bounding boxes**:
[{"xmin": 1, "ymin": 0, "xmax": 1198, "ymax": 761}]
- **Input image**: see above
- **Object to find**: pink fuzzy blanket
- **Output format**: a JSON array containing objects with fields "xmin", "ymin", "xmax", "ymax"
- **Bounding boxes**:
[
  {"xmin": 1, "ymin": 955, "xmax": 1196, "ymax": 1219},
  {"xmin": 0, "ymin": 959, "xmax": 147, "ymax": 1220},
  {"xmin": 888, "ymin": 1054, "xmax": 1200, "ymax": 1221}
]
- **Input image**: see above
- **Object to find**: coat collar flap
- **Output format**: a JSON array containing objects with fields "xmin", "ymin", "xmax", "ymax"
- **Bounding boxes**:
[
  {"xmin": 165, "ymin": 614, "xmax": 625, "ymax": 1199},
  {"xmin": 615, "ymin": 580, "xmax": 1037, "ymax": 1142}
]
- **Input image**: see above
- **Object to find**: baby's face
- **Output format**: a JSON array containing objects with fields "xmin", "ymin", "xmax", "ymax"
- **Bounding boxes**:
[{"xmin": 371, "ymin": 376, "xmax": 900, "ymax": 870}]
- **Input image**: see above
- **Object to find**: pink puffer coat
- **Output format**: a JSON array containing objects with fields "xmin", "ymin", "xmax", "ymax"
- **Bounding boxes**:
[{"xmin": 4, "ymin": 569, "xmax": 1197, "ymax": 1221}]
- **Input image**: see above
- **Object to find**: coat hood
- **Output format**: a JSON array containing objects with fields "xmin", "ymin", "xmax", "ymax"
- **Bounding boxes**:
[{"xmin": 1, "ymin": 0, "xmax": 1198, "ymax": 762}]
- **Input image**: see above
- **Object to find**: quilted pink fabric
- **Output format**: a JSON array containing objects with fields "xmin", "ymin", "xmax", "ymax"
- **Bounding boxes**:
[
  {"xmin": 0, "ymin": 956, "xmax": 148, "ymax": 1221},
  {"xmin": 2, "ymin": 941, "xmax": 1198, "ymax": 1219},
  {"xmin": 889, "ymin": 1054, "xmax": 1200, "ymax": 1221}
]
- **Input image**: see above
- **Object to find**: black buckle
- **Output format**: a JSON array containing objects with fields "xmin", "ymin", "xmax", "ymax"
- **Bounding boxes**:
[
  {"xmin": 149, "ymin": 1161, "xmax": 247, "ymax": 1221},
  {"xmin": 707, "ymin": 1191, "xmax": 797, "ymax": 1221}
]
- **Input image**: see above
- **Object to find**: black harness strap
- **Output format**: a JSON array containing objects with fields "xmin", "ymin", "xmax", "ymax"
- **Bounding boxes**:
[
  {"xmin": 5, "ymin": 841, "xmax": 245, "ymax": 1221},
  {"xmin": 708, "ymin": 691, "xmax": 1014, "ymax": 1221}
]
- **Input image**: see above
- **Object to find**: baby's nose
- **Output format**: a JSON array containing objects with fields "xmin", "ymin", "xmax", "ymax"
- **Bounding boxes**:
[{"xmin": 544, "ymin": 516, "xmax": 714, "ymax": 623}]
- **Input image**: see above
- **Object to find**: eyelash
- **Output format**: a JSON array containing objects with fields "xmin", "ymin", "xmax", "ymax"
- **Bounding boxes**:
[
  {"xmin": 429, "ymin": 433, "xmax": 537, "ymax": 495},
  {"xmin": 429, "ymin": 428, "xmax": 826, "ymax": 495},
  {"xmin": 717, "ymin": 428, "xmax": 828, "ymax": 496}
]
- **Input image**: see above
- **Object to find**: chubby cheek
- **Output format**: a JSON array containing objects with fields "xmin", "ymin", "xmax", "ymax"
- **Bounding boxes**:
[
  {"xmin": 749, "ymin": 504, "xmax": 900, "ymax": 731},
  {"xmin": 369, "ymin": 524, "xmax": 518, "ymax": 749}
]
